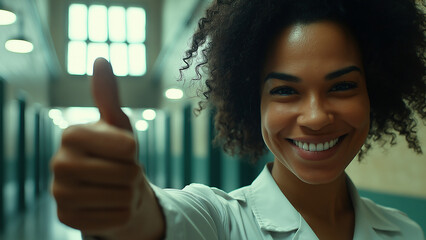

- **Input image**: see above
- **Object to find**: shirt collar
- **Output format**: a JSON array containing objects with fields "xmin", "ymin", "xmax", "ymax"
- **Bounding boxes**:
[
  {"xmin": 248, "ymin": 163, "xmax": 301, "ymax": 232},
  {"xmin": 247, "ymin": 164, "xmax": 401, "ymax": 235},
  {"xmin": 347, "ymin": 177, "xmax": 401, "ymax": 235}
]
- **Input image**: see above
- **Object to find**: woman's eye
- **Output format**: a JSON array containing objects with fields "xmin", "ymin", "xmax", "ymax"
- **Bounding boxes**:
[
  {"xmin": 329, "ymin": 82, "xmax": 358, "ymax": 92},
  {"xmin": 270, "ymin": 86, "xmax": 298, "ymax": 96}
]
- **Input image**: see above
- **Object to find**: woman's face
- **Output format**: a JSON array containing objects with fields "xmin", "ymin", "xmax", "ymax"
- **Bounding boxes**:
[{"xmin": 260, "ymin": 21, "xmax": 370, "ymax": 185}]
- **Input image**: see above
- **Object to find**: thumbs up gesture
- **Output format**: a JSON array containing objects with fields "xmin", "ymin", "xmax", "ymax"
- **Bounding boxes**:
[
  {"xmin": 51, "ymin": 58, "xmax": 164, "ymax": 239},
  {"xmin": 91, "ymin": 58, "xmax": 132, "ymax": 131}
]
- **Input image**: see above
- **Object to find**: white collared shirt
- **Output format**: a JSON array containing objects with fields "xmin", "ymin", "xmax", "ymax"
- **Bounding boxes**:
[{"xmin": 152, "ymin": 165, "xmax": 424, "ymax": 239}]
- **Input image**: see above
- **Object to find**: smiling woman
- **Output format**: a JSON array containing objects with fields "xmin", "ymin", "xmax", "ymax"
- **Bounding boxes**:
[{"xmin": 260, "ymin": 21, "xmax": 371, "ymax": 186}]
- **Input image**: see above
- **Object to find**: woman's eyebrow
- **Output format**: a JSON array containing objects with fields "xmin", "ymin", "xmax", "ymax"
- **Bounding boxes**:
[
  {"xmin": 325, "ymin": 66, "xmax": 362, "ymax": 80},
  {"xmin": 264, "ymin": 66, "xmax": 362, "ymax": 83},
  {"xmin": 264, "ymin": 72, "xmax": 300, "ymax": 82}
]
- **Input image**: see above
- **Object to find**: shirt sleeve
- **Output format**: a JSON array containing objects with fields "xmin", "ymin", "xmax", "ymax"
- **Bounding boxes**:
[{"xmin": 151, "ymin": 183, "xmax": 228, "ymax": 240}]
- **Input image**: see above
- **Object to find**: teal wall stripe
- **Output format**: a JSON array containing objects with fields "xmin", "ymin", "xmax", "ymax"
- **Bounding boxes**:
[
  {"xmin": 17, "ymin": 95, "xmax": 26, "ymax": 212},
  {"xmin": 183, "ymin": 105, "xmax": 192, "ymax": 186},
  {"xmin": 146, "ymin": 123, "xmax": 155, "ymax": 181},
  {"xmin": 208, "ymin": 110, "xmax": 221, "ymax": 188},
  {"xmin": 138, "ymin": 131, "xmax": 148, "ymax": 167},
  {"xmin": 148, "ymin": 120, "xmax": 157, "ymax": 181},
  {"xmin": 40, "ymin": 113, "xmax": 52, "ymax": 193},
  {"xmin": 165, "ymin": 113, "xmax": 172, "ymax": 188},
  {"xmin": 0, "ymin": 77, "xmax": 4, "ymax": 230},
  {"xmin": 238, "ymin": 157, "xmax": 258, "ymax": 187},
  {"xmin": 34, "ymin": 109, "xmax": 41, "ymax": 198}
]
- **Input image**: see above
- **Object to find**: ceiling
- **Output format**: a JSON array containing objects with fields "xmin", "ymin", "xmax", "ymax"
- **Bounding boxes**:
[{"xmin": 0, "ymin": 0, "xmax": 59, "ymax": 84}]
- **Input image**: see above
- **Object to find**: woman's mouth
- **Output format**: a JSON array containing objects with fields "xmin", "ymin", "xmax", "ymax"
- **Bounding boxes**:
[{"xmin": 287, "ymin": 135, "xmax": 346, "ymax": 152}]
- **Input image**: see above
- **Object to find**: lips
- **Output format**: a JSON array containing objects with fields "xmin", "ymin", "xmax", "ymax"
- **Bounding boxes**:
[
  {"xmin": 288, "ymin": 135, "xmax": 346, "ymax": 152},
  {"xmin": 293, "ymin": 138, "xmax": 339, "ymax": 152}
]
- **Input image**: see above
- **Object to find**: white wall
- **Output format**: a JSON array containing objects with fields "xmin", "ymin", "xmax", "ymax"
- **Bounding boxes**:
[{"xmin": 347, "ymin": 123, "xmax": 426, "ymax": 198}]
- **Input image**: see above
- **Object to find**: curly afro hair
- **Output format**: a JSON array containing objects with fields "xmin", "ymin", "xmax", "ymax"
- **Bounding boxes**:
[{"xmin": 180, "ymin": 0, "xmax": 426, "ymax": 162}]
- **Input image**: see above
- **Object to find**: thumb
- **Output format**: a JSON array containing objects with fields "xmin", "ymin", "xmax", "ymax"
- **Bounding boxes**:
[{"xmin": 92, "ymin": 58, "xmax": 132, "ymax": 132}]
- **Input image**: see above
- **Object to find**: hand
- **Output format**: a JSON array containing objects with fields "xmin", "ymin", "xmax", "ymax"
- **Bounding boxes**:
[{"xmin": 51, "ymin": 58, "xmax": 164, "ymax": 239}]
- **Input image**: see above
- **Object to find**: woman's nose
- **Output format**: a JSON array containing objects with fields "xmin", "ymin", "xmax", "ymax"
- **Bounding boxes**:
[{"xmin": 297, "ymin": 96, "xmax": 334, "ymax": 131}]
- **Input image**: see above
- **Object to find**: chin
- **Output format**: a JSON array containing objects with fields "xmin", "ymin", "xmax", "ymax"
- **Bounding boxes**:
[{"xmin": 293, "ymin": 167, "xmax": 347, "ymax": 185}]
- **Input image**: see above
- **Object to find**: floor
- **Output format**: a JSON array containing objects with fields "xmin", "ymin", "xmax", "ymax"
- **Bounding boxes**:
[{"xmin": 0, "ymin": 193, "xmax": 82, "ymax": 240}]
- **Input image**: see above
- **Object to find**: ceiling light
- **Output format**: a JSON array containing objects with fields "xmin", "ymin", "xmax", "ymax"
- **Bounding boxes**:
[
  {"xmin": 0, "ymin": 6, "xmax": 16, "ymax": 25},
  {"xmin": 142, "ymin": 109, "xmax": 156, "ymax": 120},
  {"xmin": 58, "ymin": 120, "xmax": 69, "ymax": 129},
  {"xmin": 165, "ymin": 88, "xmax": 183, "ymax": 100},
  {"xmin": 135, "ymin": 120, "xmax": 149, "ymax": 131},
  {"xmin": 5, "ymin": 37, "xmax": 34, "ymax": 53},
  {"xmin": 63, "ymin": 107, "xmax": 100, "ymax": 125},
  {"xmin": 48, "ymin": 109, "xmax": 62, "ymax": 120}
]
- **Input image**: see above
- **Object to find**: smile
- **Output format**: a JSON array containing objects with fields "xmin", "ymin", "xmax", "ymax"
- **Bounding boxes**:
[{"xmin": 289, "ymin": 136, "xmax": 345, "ymax": 152}]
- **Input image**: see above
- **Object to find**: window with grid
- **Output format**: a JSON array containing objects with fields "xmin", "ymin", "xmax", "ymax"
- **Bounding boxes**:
[{"xmin": 67, "ymin": 3, "xmax": 147, "ymax": 76}]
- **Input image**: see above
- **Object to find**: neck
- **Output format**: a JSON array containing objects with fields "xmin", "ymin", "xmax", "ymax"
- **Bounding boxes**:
[{"xmin": 270, "ymin": 161, "xmax": 353, "ymax": 223}]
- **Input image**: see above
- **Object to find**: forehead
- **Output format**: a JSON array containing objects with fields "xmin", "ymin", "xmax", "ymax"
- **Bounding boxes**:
[{"xmin": 265, "ymin": 21, "xmax": 362, "ymax": 73}]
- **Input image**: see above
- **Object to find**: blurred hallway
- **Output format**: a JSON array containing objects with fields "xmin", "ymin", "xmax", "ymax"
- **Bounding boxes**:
[{"xmin": 0, "ymin": 193, "xmax": 81, "ymax": 240}]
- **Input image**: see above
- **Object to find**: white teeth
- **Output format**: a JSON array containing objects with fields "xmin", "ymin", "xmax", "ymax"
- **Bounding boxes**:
[
  {"xmin": 293, "ymin": 138, "xmax": 340, "ymax": 152},
  {"xmin": 302, "ymin": 143, "xmax": 309, "ymax": 151},
  {"xmin": 324, "ymin": 142, "xmax": 330, "ymax": 150}
]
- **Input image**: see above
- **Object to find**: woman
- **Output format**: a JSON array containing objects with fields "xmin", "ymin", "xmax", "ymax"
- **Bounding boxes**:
[{"xmin": 51, "ymin": 0, "xmax": 425, "ymax": 239}]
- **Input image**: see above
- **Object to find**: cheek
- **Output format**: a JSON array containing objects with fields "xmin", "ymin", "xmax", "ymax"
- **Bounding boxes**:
[
  {"xmin": 340, "ymin": 96, "xmax": 370, "ymax": 131},
  {"xmin": 261, "ymin": 102, "xmax": 295, "ymax": 138},
  {"xmin": 261, "ymin": 102, "xmax": 282, "ymax": 153}
]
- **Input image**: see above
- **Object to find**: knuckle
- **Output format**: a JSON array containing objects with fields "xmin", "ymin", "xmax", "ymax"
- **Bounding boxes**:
[
  {"xmin": 51, "ymin": 184, "xmax": 68, "ymax": 202},
  {"xmin": 120, "ymin": 134, "xmax": 137, "ymax": 154},
  {"xmin": 114, "ymin": 133, "xmax": 137, "ymax": 157},
  {"xmin": 51, "ymin": 156, "xmax": 72, "ymax": 175},
  {"xmin": 61, "ymin": 124, "xmax": 85, "ymax": 145}
]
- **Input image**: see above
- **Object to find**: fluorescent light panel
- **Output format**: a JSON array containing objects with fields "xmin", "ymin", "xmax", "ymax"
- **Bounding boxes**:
[
  {"xmin": 67, "ymin": 4, "xmax": 146, "ymax": 76},
  {"xmin": 0, "ymin": 9, "xmax": 17, "ymax": 25},
  {"xmin": 5, "ymin": 39, "xmax": 34, "ymax": 53}
]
